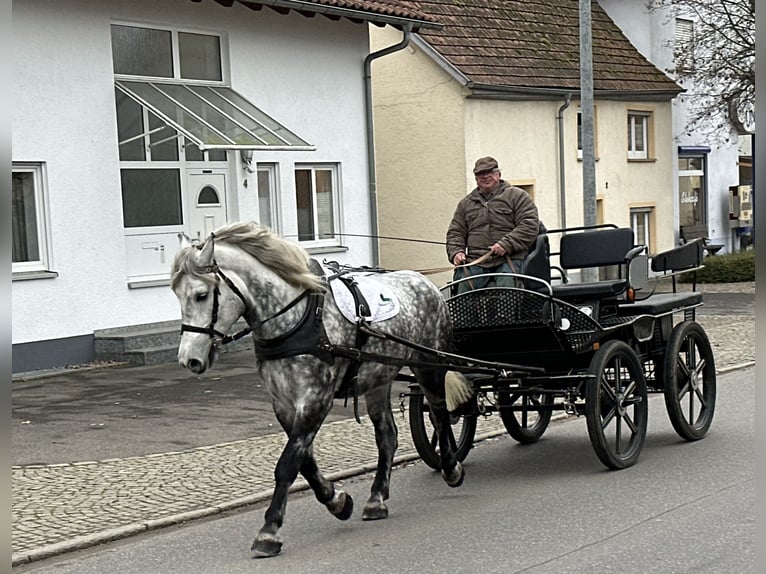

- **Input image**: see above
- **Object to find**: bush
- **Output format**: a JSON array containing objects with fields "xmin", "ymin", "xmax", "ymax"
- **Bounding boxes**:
[{"xmin": 679, "ymin": 248, "xmax": 755, "ymax": 283}]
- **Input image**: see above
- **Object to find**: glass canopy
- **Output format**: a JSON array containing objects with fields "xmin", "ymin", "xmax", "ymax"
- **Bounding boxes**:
[{"xmin": 115, "ymin": 80, "xmax": 315, "ymax": 151}]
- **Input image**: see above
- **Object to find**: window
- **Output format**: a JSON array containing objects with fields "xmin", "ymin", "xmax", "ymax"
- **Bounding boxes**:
[
  {"xmin": 630, "ymin": 206, "xmax": 654, "ymax": 252},
  {"xmin": 678, "ymin": 154, "xmax": 707, "ymax": 227},
  {"xmin": 120, "ymin": 169, "xmax": 183, "ymax": 228},
  {"xmin": 257, "ymin": 164, "xmax": 278, "ymax": 231},
  {"xmin": 674, "ymin": 18, "xmax": 694, "ymax": 74},
  {"xmin": 116, "ymin": 88, "xmax": 180, "ymax": 162},
  {"xmin": 111, "ymin": 25, "xmax": 222, "ymax": 81},
  {"xmin": 12, "ymin": 163, "xmax": 52, "ymax": 275},
  {"xmin": 627, "ymin": 111, "xmax": 652, "ymax": 160},
  {"xmin": 295, "ymin": 165, "xmax": 339, "ymax": 243}
]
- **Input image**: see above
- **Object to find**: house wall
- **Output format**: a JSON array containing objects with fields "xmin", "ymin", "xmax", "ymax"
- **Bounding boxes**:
[
  {"xmin": 13, "ymin": 0, "xmax": 373, "ymax": 369},
  {"xmin": 599, "ymin": 0, "xmax": 741, "ymax": 252},
  {"xmin": 370, "ymin": 26, "xmax": 467, "ymax": 285},
  {"xmin": 464, "ymin": 98, "xmax": 677, "ymax": 253}
]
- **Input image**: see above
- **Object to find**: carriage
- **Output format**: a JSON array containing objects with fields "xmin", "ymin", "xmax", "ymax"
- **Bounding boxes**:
[
  {"xmin": 172, "ymin": 221, "xmax": 715, "ymax": 556},
  {"xmin": 402, "ymin": 224, "xmax": 716, "ymax": 471}
]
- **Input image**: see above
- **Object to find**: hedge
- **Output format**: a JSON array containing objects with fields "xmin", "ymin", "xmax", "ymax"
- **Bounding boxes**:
[{"xmin": 679, "ymin": 248, "xmax": 755, "ymax": 283}]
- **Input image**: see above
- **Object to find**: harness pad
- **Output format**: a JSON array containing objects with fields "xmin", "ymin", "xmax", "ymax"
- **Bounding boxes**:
[{"xmin": 326, "ymin": 267, "xmax": 400, "ymax": 323}]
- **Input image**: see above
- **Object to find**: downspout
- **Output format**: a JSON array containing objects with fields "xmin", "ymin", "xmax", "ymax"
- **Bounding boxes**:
[
  {"xmin": 557, "ymin": 93, "xmax": 572, "ymax": 229},
  {"xmin": 364, "ymin": 24, "xmax": 413, "ymax": 267}
]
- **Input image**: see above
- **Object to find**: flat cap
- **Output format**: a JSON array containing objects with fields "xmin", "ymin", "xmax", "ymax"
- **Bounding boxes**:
[{"xmin": 473, "ymin": 156, "xmax": 499, "ymax": 174}]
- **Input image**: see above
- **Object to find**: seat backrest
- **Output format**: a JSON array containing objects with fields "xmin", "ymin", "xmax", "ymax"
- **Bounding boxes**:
[
  {"xmin": 522, "ymin": 233, "xmax": 551, "ymax": 285},
  {"xmin": 559, "ymin": 228, "xmax": 634, "ymax": 270},
  {"xmin": 651, "ymin": 238, "xmax": 704, "ymax": 273}
]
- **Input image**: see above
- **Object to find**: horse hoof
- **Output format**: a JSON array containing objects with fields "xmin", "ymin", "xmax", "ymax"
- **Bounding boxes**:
[
  {"xmin": 329, "ymin": 491, "xmax": 354, "ymax": 521},
  {"xmin": 442, "ymin": 462, "xmax": 465, "ymax": 488},
  {"xmin": 251, "ymin": 535, "xmax": 282, "ymax": 558},
  {"xmin": 362, "ymin": 502, "xmax": 389, "ymax": 521}
]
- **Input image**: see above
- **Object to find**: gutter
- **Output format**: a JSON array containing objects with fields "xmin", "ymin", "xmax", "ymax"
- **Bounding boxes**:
[
  {"xmin": 557, "ymin": 93, "xmax": 572, "ymax": 229},
  {"xmin": 363, "ymin": 24, "xmax": 413, "ymax": 267},
  {"xmin": 466, "ymin": 84, "xmax": 682, "ymax": 102},
  {"xmin": 234, "ymin": 0, "xmax": 443, "ymax": 31}
]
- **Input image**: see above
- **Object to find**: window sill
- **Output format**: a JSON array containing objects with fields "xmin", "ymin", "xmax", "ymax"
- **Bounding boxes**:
[
  {"xmin": 627, "ymin": 157, "xmax": 657, "ymax": 163},
  {"xmin": 127, "ymin": 276, "xmax": 171, "ymax": 289},
  {"xmin": 305, "ymin": 245, "xmax": 349, "ymax": 255},
  {"xmin": 12, "ymin": 270, "xmax": 59, "ymax": 281}
]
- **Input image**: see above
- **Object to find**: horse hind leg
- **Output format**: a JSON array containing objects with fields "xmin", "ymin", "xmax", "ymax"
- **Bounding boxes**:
[
  {"xmin": 413, "ymin": 367, "xmax": 466, "ymax": 488},
  {"xmin": 361, "ymin": 384, "xmax": 398, "ymax": 521}
]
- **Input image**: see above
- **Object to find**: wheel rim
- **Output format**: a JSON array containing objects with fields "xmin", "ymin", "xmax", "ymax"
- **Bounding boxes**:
[
  {"xmin": 596, "ymin": 359, "xmax": 643, "ymax": 457},
  {"xmin": 665, "ymin": 322, "xmax": 716, "ymax": 439},
  {"xmin": 586, "ymin": 341, "xmax": 648, "ymax": 469},
  {"xmin": 498, "ymin": 391, "xmax": 553, "ymax": 443}
]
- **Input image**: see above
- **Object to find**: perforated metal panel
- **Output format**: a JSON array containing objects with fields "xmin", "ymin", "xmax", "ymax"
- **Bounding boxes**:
[
  {"xmin": 448, "ymin": 288, "xmax": 551, "ymax": 331},
  {"xmin": 448, "ymin": 288, "xmax": 604, "ymax": 355}
]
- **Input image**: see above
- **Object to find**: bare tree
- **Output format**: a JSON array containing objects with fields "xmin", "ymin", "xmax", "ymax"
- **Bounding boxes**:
[{"xmin": 648, "ymin": 0, "xmax": 754, "ymax": 142}]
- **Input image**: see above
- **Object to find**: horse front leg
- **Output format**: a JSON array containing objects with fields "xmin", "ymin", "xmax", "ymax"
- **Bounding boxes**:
[
  {"xmin": 252, "ymin": 399, "xmax": 352, "ymax": 557},
  {"xmin": 251, "ymin": 435, "xmax": 308, "ymax": 558},
  {"xmin": 299, "ymin": 446, "xmax": 354, "ymax": 520},
  {"xmin": 361, "ymin": 384, "xmax": 398, "ymax": 520}
]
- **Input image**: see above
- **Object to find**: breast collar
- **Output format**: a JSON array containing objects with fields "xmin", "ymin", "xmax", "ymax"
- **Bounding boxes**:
[{"xmin": 252, "ymin": 289, "xmax": 335, "ymax": 365}]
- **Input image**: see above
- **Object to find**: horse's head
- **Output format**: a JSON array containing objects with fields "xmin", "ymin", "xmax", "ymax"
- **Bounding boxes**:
[{"xmin": 172, "ymin": 234, "xmax": 246, "ymax": 374}]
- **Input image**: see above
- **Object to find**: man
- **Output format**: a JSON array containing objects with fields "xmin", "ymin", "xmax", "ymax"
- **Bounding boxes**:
[{"xmin": 446, "ymin": 156, "xmax": 540, "ymax": 292}]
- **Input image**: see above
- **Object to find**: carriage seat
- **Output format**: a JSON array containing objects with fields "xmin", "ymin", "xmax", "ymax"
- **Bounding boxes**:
[
  {"xmin": 551, "ymin": 228, "xmax": 637, "ymax": 301},
  {"xmin": 618, "ymin": 292, "xmax": 702, "ymax": 316}
]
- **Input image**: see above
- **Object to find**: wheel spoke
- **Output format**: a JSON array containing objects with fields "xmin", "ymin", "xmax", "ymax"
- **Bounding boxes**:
[
  {"xmin": 621, "ymin": 411, "xmax": 639, "ymax": 434},
  {"xmin": 600, "ymin": 375, "xmax": 617, "ymax": 402}
]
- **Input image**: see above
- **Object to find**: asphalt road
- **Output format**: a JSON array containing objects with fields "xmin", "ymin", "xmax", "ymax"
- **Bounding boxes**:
[{"xmin": 15, "ymin": 367, "xmax": 754, "ymax": 574}]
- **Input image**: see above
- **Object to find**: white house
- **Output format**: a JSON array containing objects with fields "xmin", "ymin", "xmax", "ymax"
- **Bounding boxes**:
[{"xmin": 11, "ymin": 0, "xmax": 438, "ymax": 373}]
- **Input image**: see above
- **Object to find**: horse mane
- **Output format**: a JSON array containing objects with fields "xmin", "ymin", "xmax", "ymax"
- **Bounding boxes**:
[{"xmin": 172, "ymin": 222, "xmax": 325, "ymax": 292}]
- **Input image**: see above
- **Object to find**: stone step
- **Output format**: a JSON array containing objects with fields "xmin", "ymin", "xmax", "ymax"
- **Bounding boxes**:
[{"xmin": 94, "ymin": 320, "xmax": 251, "ymax": 366}]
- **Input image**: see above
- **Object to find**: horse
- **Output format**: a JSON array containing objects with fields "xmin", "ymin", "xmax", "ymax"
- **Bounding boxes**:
[{"xmin": 171, "ymin": 221, "xmax": 472, "ymax": 557}]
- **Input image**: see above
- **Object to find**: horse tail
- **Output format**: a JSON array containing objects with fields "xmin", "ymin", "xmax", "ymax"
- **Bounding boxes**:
[{"xmin": 445, "ymin": 371, "xmax": 474, "ymax": 412}]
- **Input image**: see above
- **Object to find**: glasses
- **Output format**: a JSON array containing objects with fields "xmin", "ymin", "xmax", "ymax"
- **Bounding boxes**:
[{"xmin": 475, "ymin": 170, "xmax": 497, "ymax": 178}]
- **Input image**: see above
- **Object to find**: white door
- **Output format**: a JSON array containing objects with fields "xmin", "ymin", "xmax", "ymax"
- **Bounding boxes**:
[{"xmin": 186, "ymin": 171, "xmax": 228, "ymax": 242}]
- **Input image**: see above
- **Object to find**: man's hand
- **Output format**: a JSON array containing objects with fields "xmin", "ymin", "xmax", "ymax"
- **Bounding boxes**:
[
  {"xmin": 453, "ymin": 252, "xmax": 466, "ymax": 265},
  {"xmin": 489, "ymin": 242, "xmax": 507, "ymax": 256}
]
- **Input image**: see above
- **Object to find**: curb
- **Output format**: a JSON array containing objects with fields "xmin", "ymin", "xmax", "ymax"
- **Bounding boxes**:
[{"xmin": 11, "ymin": 361, "xmax": 755, "ymax": 567}]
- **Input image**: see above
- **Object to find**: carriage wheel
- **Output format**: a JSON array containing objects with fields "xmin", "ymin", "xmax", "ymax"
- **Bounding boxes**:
[
  {"xmin": 585, "ymin": 340, "xmax": 648, "ymax": 470},
  {"xmin": 408, "ymin": 393, "xmax": 477, "ymax": 470},
  {"xmin": 663, "ymin": 321, "xmax": 716, "ymax": 441},
  {"xmin": 497, "ymin": 391, "xmax": 553, "ymax": 444}
]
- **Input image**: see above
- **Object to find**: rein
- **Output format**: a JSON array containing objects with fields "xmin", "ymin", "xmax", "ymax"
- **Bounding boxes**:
[
  {"xmin": 414, "ymin": 251, "xmax": 493, "ymax": 276},
  {"xmin": 180, "ymin": 261, "xmax": 311, "ymax": 345}
]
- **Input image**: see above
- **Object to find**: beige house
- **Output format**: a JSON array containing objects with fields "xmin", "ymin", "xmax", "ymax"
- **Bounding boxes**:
[{"xmin": 370, "ymin": 0, "xmax": 682, "ymax": 285}]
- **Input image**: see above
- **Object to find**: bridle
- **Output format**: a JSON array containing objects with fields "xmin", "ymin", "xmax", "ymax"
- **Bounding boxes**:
[{"xmin": 179, "ymin": 261, "xmax": 311, "ymax": 346}]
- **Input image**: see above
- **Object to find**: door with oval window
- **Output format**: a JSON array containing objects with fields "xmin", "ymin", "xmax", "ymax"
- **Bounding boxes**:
[{"xmin": 186, "ymin": 171, "xmax": 228, "ymax": 242}]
